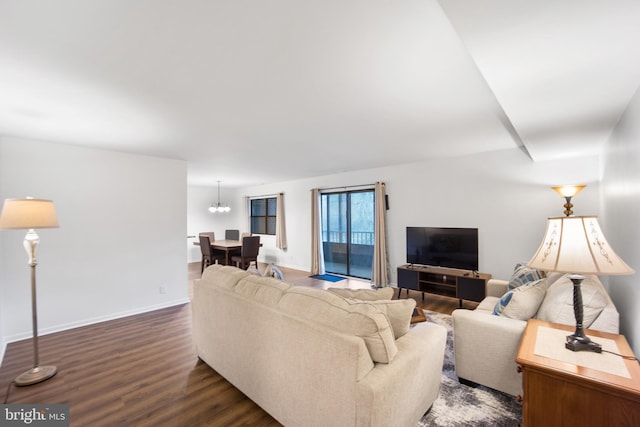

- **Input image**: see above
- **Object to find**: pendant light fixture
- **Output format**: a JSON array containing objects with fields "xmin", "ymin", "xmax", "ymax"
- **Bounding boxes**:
[{"xmin": 209, "ymin": 181, "xmax": 231, "ymax": 213}]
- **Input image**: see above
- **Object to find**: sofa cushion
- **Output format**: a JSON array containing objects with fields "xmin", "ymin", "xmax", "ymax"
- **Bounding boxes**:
[
  {"xmin": 508, "ymin": 263, "xmax": 546, "ymax": 291},
  {"xmin": 493, "ymin": 278, "xmax": 549, "ymax": 320},
  {"xmin": 235, "ymin": 275, "xmax": 291, "ymax": 307},
  {"xmin": 477, "ymin": 296, "xmax": 501, "ymax": 313},
  {"xmin": 329, "ymin": 288, "xmax": 412, "ymax": 338},
  {"xmin": 328, "ymin": 287, "xmax": 394, "ymax": 301},
  {"xmin": 345, "ymin": 298, "xmax": 416, "ymax": 339},
  {"xmin": 545, "ymin": 271, "xmax": 565, "ymax": 287},
  {"xmin": 201, "ymin": 264, "xmax": 250, "ymax": 290},
  {"xmin": 536, "ymin": 275, "xmax": 608, "ymax": 328},
  {"xmin": 247, "ymin": 263, "xmax": 262, "ymax": 276},
  {"xmin": 277, "ymin": 287, "xmax": 398, "ymax": 363}
]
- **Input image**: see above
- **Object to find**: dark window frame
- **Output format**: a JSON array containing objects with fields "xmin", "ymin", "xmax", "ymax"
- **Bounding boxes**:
[
  {"xmin": 250, "ymin": 197, "xmax": 277, "ymax": 235},
  {"xmin": 320, "ymin": 189, "xmax": 375, "ymax": 279}
]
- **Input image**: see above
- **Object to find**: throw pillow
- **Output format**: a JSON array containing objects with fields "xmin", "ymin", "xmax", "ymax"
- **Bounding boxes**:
[
  {"xmin": 277, "ymin": 287, "xmax": 397, "ymax": 363},
  {"xmin": 536, "ymin": 275, "xmax": 608, "ymax": 328},
  {"xmin": 493, "ymin": 278, "xmax": 549, "ymax": 320},
  {"xmin": 263, "ymin": 263, "xmax": 284, "ymax": 280},
  {"xmin": 328, "ymin": 287, "xmax": 394, "ymax": 301},
  {"xmin": 509, "ymin": 263, "xmax": 546, "ymax": 291}
]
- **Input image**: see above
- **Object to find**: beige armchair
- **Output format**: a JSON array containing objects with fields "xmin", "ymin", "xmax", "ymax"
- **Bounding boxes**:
[{"xmin": 453, "ymin": 274, "xmax": 619, "ymax": 396}]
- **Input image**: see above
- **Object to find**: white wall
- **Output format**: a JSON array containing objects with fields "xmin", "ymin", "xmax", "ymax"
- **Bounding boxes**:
[
  {"xmin": 602, "ymin": 87, "xmax": 640, "ymax": 354},
  {"xmin": 230, "ymin": 147, "xmax": 601, "ymax": 281},
  {"xmin": 0, "ymin": 137, "xmax": 188, "ymax": 345}
]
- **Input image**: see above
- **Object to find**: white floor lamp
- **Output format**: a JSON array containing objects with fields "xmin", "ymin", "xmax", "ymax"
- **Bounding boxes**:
[{"xmin": 0, "ymin": 198, "xmax": 60, "ymax": 386}]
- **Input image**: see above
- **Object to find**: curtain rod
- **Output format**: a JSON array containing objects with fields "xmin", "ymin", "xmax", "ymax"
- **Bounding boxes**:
[
  {"xmin": 246, "ymin": 192, "xmax": 283, "ymax": 199},
  {"xmin": 317, "ymin": 182, "xmax": 381, "ymax": 192}
]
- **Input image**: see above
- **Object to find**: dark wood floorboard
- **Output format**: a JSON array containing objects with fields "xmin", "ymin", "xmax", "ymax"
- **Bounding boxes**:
[{"xmin": 1, "ymin": 262, "xmax": 472, "ymax": 426}]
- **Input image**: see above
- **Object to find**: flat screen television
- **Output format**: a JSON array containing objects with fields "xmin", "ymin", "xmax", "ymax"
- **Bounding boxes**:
[{"xmin": 406, "ymin": 227, "xmax": 479, "ymax": 271}]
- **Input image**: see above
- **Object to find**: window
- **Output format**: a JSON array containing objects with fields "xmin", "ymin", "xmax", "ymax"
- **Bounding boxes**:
[{"xmin": 251, "ymin": 197, "xmax": 277, "ymax": 235}]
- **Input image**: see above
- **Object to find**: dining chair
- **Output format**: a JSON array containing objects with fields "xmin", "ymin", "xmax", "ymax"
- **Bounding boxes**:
[
  {"xmin": 228, "ymin": 231, "xmax": 248, "ymax": 259},
  {"xmin": 225, "ymin": 229, "xmax": 240, "ymax": 240},
  {"xmin": 231, "ymin": 236, "xmax": 261, "ymax": 270},
  {"xmin": 199, "ymin": 231, "xmax": 216, "ymax": 242},
  {"xmin": 199, "ymin": 235, "xmax": 224, "ymax": 273}
]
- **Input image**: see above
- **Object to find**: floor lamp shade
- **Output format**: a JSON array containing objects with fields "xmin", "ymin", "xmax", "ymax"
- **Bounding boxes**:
[
  {"xmin": 0, "ymin": 198, "xmax": 59, "ymax": 386},
  {"xmin": 0, "ymin": 198, "xmax": 59, "ymax": 229}
]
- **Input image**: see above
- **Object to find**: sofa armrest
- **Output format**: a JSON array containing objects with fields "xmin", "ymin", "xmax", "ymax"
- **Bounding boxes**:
[
  {"xmin": 357, "ymin": 322, "xmax": 447, "ymax": 427},
  {"xmin": 487, "ymin": 279, "xmax": 509, "ymax": 297},
  {"xmin": 452, "ymin": 308, "xmax": 526, "ymax": 396}
]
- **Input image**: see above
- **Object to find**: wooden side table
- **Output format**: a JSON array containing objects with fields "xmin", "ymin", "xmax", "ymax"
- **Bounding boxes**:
[{"xmin": 516, "ymin": 319, "xmax": 640, "ymax": 426}]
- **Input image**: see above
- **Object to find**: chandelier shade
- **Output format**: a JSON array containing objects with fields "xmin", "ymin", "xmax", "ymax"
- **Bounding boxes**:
[{"xmin": 209, "ymin": 181, "xmax": 230, "ymax": 213}]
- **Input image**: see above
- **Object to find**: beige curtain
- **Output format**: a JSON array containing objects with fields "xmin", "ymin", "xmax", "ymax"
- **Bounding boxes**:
[
  {"xmin": 242, "ymin": 196, "xmax": 250, "ymax": 235},
  {"xmin": 371, "ymin": 182, "xmax": 389, "ymax": 287},
  {"xmin": 276, "ymin": 193, "xmax": 287, "ymax": 250},
  {"xmin": 310, "ymin": 188, "xmax": 325, "ymax": 275}
]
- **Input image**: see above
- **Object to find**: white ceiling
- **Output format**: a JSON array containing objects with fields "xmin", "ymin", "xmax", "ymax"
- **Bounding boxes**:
[{"xmin": 1, "ymin": 0, "xmax": 639, "ymax": 187}]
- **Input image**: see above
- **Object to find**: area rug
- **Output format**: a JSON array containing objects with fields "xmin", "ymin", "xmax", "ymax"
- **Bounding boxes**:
[
  {"xmin": 417, "ymin": 310, "xmax": 522, "ymax": 427},
  {"xmin": 309, "ymin": 273, "xmax": 345, "ymax": 282}
]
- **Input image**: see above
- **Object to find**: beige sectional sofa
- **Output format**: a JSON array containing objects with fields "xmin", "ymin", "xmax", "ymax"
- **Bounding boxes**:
[
  {"xmin": 192, "ymin": 265, "xmax": 447, "ymax": 427},
  {"xmin": 453, "ymin": 266, "xmax": 619, "ymax": 397}
]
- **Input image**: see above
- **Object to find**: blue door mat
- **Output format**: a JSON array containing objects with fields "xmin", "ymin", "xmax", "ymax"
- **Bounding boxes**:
[{"xmin": 309, "ymin": 274, "xmax": 346, "ymax": 282}]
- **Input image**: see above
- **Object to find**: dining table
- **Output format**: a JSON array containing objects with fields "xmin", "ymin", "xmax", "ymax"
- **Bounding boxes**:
[{"xmin": 194, "ymin": 239, "xmax": 241, "ymax": 266}]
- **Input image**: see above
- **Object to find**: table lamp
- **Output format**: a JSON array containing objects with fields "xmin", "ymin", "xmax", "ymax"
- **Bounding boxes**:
[
  {"xmin": 0, "ymin": 198, "xmax": 60, "ymax": 385},
  {"xmin": 528, "ymin": 215, "xmax": 634, "ymax": 352}
]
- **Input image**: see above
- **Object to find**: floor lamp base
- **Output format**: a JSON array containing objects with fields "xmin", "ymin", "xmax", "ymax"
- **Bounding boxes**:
[{"xmin": 15, "ymin": 365, "xmax": 57, "ymax": 386}]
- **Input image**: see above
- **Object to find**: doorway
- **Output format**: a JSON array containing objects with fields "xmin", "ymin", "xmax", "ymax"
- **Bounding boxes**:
[{"xmin": 321, "ymin": 190, "xmax": 374, "ymax": 279}]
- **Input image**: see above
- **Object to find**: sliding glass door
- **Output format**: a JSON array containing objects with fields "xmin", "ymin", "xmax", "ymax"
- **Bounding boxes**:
[{"xmin": 321, "ymin": 190, "xmax": 374, "ymax": 279}]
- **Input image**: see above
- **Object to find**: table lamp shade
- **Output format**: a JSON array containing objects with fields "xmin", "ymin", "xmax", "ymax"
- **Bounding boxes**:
[
  {"xmin": 0, "ymin": 198, "xmax": 59, "ymax": 229},
  {"xmin": 528, "ymin": 216, "xmax": 634, "ymax": 276}
]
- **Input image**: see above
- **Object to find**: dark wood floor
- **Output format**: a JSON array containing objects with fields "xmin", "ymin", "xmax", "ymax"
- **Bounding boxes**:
[{"xmin": 1, "ymin": 263, "xmax": 474, "ymax": 426}]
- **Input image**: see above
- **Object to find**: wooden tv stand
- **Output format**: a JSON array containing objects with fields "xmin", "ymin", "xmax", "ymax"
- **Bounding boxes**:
[{"xmin": 396, "ymin": 264, "xmax": 491, "ymax": 307}]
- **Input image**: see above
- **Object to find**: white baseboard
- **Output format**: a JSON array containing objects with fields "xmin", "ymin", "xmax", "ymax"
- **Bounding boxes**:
[{"xmin": 3, "ymin": 298, "xmax": 191, "ymax": 345}]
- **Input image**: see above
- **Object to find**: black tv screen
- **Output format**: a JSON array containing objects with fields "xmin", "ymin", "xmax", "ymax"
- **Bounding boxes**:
[{"xmin": 406, "ymin": 227, "xmax": 479, "ymax": 271}]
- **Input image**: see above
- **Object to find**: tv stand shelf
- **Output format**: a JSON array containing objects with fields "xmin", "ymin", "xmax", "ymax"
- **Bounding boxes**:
[{"xmin": 396, "ymin": 264, "xmax": 491, "ymax": 307}]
